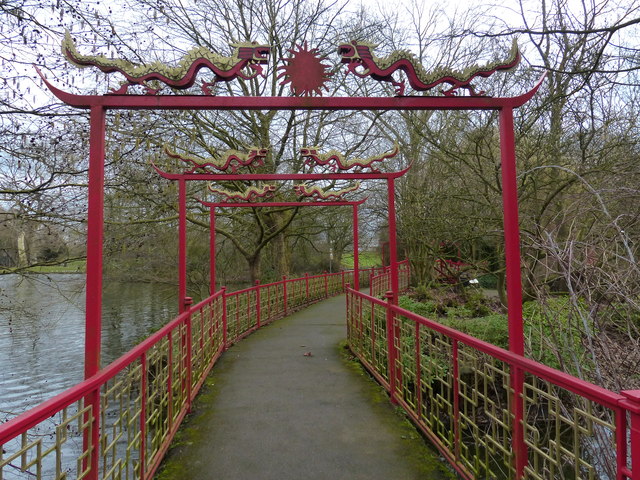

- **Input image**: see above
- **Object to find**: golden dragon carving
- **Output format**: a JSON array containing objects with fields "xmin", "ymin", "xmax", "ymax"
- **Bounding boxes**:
[
  {"xmin": 294, "ymin": 182, "xmax": 361, "ymax": 200},
  {"xmin": 62, "ymin": 30, "xmax": 270, "ymax": 95},
  {"xmin": 300, "ymin": 143, "xmax": 399, "ymax": 173},
  {"xmin": 208, "ymin": 184, "xmax": 277, "ymax": 201},
  {"xmin": 164, "ymin": 144, "xmax": 268, "ymax": 173},
  {"xmin": 338, "ymin": 39, "xmax": 520, "ymax": 96}
]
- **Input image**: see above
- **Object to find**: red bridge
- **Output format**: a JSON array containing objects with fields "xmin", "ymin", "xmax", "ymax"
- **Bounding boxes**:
[{"xmin": 4, "ymin": 36, "xmax": 639, "ymax": 479}]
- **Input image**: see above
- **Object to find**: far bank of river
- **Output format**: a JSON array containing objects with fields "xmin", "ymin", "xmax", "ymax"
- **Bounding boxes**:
[{"xmin": 0, "ymin": 273, "xmax": 177, "ymax": 422}]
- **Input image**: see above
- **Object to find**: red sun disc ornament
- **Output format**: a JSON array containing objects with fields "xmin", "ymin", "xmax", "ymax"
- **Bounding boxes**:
[{"xmin": 278, "ymin": 43, "xmax": 331, "ymax": 96}]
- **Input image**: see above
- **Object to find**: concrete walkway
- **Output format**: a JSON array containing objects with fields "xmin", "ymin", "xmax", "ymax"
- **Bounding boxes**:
[{"xmin": 156, "ymin": 294, "xmax": 454, "ymax": 480}]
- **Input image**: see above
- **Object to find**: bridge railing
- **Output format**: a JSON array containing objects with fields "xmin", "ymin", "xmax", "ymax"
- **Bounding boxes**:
[
  {"xmin": 0, "ymin": 265, "xmax": 393, "ymax": 480},
  {"xmin": 346, "ymin": 287, "xmax": 640, "ymax": 480},
  {"xmin": 369, "ymin": 259, "xmax": 410, "ymax": 297},
  {"xmin": 0, "ymin": 290, "xmax": 226, "ymax": 480}
]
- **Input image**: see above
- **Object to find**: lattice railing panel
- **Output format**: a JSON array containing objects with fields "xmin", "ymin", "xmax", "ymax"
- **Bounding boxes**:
[
  {"xmin": 307, "ymin": 276, "xmax": 326, "ymax": 302},
  {"xmin": 346, "ymin": 290, "xmax": 389, "ymax": 385},
  {"xmin": 190, "ymin": 298, "xmax": 224, "ymax": 386},
  {"xmin": 522, "ymin": 377, "xmax": 619, "ymax": 480},
  {"xmin": 171, "ymin": 323, "xmax": 189, "ymax": 426},
  {"xmin": 370, "ymin": 273, "xmax": 390, "ymax": 298},
  {"xmin": 100, "ymin": 362, "xmax": 143, "ymax": 479},
  {"xmin": 287, "ymin": 278, "xmax": 307, "ymax": 310},
  {"xmin": 327, "ymin": 273, "xmax": 343, "ymax": 296},
  {"xmin": 0, "ymin": 400, "xmax": 92, "ymax": 480},
  {"xmin": 343, "ymin": 270, "xmax": 355, "ymax": 288},
  {"xmin": 0, "ymin": 264, "xmax": 424, "ymax": 480},
  {"xmin": 226, "ymin": 290, "xmax": 258, "ymax": 344},
  {"xmin": 346, "ymin": 288, "xmax": 635, "ymax": 480},
  {"xmin": 457, "ymin": 344, "xmax": 515, "ymax": 479},
  {"xmin": 417, "ymin": 329, "xmax": 455, "ymax": 450},
  {"xmin": 144, "ymin": 339, "xmax": 171, "ymax": 474},
  {"xmin": 258, "ymin": 283, "xmax": 285, "ymax": 325}
]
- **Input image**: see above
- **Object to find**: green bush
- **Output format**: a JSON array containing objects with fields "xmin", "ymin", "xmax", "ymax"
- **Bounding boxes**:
[
  {"xmin": 399, "ymin": 295, "xmax": 438, "ymax": 318},
  {"xmin": 441, "ymin": 314, "xmax": 509, "ymax": 349},
  {"xmin": 477, "ymin": 274, "xmax": 498, "ymax": 289},
  {"xmin": 399, "ymin": 291, "xmax": 592, "ymax": 374},
  {"xmin": 445, "ymin": 305, "xmax": 474, "ymax": 319}
]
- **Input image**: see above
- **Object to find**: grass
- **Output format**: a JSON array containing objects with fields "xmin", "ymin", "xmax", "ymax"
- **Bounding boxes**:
[
  {"xmin": 341, "ymin": 251, "xmax": 382, "ymax": 269},
  {"xmin": 1, "ymin": 259, "xmax": 86, "ymax": 274}
]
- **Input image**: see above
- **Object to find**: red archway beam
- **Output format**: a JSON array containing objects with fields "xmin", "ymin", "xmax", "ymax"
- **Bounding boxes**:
[
  {"xmin": 199, "ymin": 198, "xmax": 367, "ymax": 208},
  {"xmin": 36, "ymin": 67, "xmax": 544, "ymax": 111},
  {"xmin": 150, "ymin": 158, "xmax": 412, "ymax": 181},
  {"xmin": 198, "ymin": 197, "xmax": 367, "ymax": 292}
]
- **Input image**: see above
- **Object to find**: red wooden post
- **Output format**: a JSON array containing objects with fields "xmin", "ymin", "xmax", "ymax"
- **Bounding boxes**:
[
  {"xmin": 385, "ymin": 290, "xmax": 397, "ymax": 403},
  {"xmin": 167, "ymin": 333, "xmax": 174, "ymax": 431},
  {"xmin": 221, "ymin": 287, "xmax": 227, "ymax": 349},
  {"xmin": 184, "ymin": 297, "xmax": 193, "ymax": 408},
  {"xmin": 452, "ymin": 340, "xmax": 461, "ymax": 460},
  {"xmin": 210, "ymin": 207, "xmax": 216, "ymax": 294},
  {"xmin": 324, "ymin": 271, "xmax": 329, "ymax": 298},
  {"xmin": 500, "ymin": 106, "xmax": 527, "ymax": 478},
  {"xmin": 387, "ymin": 178, "xmax": 398, "ymax": 304},
  {"xmin": 255, "ymin": 280, "xmax": 261, "ymax": 328},
  {"xmin": 83, "ymin": 105, "xmax": 105, "ymax": 480},
  {"xmin": 341, "ymin": 269, "xmax": 345, "ymax": 291},
  {"xmin": 305, "ymin": 273, "xmax": 310, "ymax": 303},
  {"xmin": 622, "ymin": 390, "xmax": 640, "ymax": 478},
  {"xmin": 178, "ymin": 179, "xmax": 187, "ymax": 313},
  {"xmin": 353, "ymin": 203, "xmax": 360, "ymax": 290},
  {"xmin": 282, "ymin": 276, "xmax": 288, "ymax": 316},
  {"xmin": 139, "ymin": 353, "xmax": 147, "ymax": 478}
]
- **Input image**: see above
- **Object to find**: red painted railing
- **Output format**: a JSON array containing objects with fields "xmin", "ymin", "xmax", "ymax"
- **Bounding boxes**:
[
  {"xmin": 0, "ymin": 266, "xmax": 386, "ymax": 480},
  {"xmin": 369, "ymin": 259, "xmax": 410, "ymax": 297},
  {"xmin": 346, "ymin": 287, "xmax": 640, "ymax": 480}
]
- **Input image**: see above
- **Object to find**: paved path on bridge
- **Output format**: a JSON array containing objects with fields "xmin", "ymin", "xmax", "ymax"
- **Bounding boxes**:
[{"xmin": 156, "ymin": 294, "xmax": 454, "ymax": 480}]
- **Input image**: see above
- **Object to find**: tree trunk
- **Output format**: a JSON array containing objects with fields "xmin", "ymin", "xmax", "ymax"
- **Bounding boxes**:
[
  {"xmin": 248, "ymin": 254, "xmax": 261, "ymax": 284},
  {"xmin": 17, "ymin": 231, "xmax": 29, "ymax": 267}
]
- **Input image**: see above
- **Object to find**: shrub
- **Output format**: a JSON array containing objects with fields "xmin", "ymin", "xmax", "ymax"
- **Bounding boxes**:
[{"xmin": 477, "ymin": 274, "xmax": 498, "ymax": 289}]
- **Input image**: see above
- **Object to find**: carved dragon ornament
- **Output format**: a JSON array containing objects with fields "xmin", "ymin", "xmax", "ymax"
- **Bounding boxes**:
[
  {"xmin": 208, "ymin": 184, "xmax": 277, "ymax": 202},
  {"xmin": 338, "ymin": 39, "xmax": 520, "ymax": 96},
  {"xmin": 62, "ymin": 30, "xmax": 270, "ymax": 95},
  {"xmin": 294, "ymin": 182, "xmax": 361, "ymax": 201},
  {"xmin": 300, "ymin": 143, "xmax": 399, "ymax": 173},
  {"xmin": 164, "ymin": 144, "xmax": 268, "ymax": 173}
]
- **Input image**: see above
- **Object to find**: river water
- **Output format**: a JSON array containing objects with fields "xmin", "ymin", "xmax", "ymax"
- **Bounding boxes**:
[{"xmin": 0, "ymin": 274, "xmax": 177, "ymax": 423}]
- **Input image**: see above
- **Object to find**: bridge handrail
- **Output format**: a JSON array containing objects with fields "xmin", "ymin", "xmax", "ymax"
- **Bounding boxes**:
[
  {"xmin": 346, "ymin": 287, "xmax": 635, "ymax": 479},
  {"xmin": 369, "ymin": 259, "xmax": 410, "ymax": 297},
  {"xmin": 0, "ymin": 265, "xmax": 392, "ymax": 480}
]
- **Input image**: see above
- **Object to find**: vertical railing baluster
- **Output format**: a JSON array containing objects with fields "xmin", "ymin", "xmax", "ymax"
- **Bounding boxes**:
[
  {"xmin": 139, "ymin": 353, "xmax": 147, "ymax": 479},
  {"xmin": 167, "ymin": 332, "xmax": 173, "ymax": 432},
  {"xmin": 282, "ymin": 276, "xmax": 288, "ymax": 316},
  {"xmin": 622, "ymin": 391, "xmax": 640, "ymax": 479},
  {"xmin": 221, "ymin": 287, "xmax": 227, "ymax": 350},
  {"xmin": 452, "ymin": 339, "xmax": 461, "ymax": 461},
  {"xmin": 415, "ymin": 322, "xmax": 422, "ymax": 425},
  {"xmin": 184, "ymin": 298, "xmax": 193, "ymax": 407},
  {"xmin": 255, "ymin": 281, "xmax": 261, "ymax": 329},
  {"xmin": 385, "ymin": 291, "xmax": 397, "ymax": 403},
  {"xmin": 305, "ymin": 273, "xmax": 310, "ymax": 304},
  {"xmin": 324, "ymin": 271, "xmax": 329, "ymax": 298}
]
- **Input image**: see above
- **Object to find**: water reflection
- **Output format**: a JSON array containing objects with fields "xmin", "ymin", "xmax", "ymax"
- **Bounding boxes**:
[{"xmin": 0, "ymin": 274, "xmax": 176, "ymax": 422}]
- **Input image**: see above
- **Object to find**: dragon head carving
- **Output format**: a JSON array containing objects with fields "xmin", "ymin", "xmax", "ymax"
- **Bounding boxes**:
[
  {"xmin": 233, "ymin": 43, "xmax": 271, "ymax": 64},
  {"xmin": 338, "ymin": 41, "xmax": 377, "ymax": 63}
]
